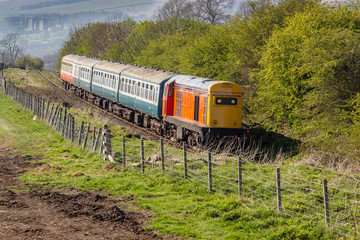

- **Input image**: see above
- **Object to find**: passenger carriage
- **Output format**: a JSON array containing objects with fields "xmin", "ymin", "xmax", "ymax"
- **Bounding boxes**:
[
  {"xmin": 60, "ymin": 54, "xmax": 84, "ymax": 89},
  {"xmin": 72, "ymin": 57, "xmax": 102, "ymax": 94},
  {"xmin": 119, "ymin": 66, "xmax": 176, "ymax": 118},
  {"xmin": 91, "ymin": 61, "xmax": 129, "ymax": 103}
]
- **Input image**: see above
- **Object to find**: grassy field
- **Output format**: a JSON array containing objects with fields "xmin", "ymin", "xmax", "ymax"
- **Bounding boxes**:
[{"xmin": 1, "ymin": 74, "xmax": 360, "ymax": 239}]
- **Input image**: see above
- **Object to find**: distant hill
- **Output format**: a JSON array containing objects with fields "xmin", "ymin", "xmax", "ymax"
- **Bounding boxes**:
[
  {"xmin": 0, "ymin": 0, "xmax": 164, "ymax": 17},
  {"xmin": 0, "ymin": 0, "xmax": 165, "ymax": 58}
]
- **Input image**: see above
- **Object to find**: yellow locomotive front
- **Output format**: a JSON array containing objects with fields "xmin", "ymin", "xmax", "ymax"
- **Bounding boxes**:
[{"xmin": 207, "ymin": 82, "xmax": 243, "ymax": 130}]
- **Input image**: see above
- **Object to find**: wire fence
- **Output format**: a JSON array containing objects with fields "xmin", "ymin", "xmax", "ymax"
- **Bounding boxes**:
[{"xmin": 1, "ymin": 76, "xmax": 360, "ymax": 239}]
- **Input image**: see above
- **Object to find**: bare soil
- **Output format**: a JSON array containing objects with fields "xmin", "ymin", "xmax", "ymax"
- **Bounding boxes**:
[{"xmin": 0, "ymin": 144, "xmax": 176, "ymax": 240}]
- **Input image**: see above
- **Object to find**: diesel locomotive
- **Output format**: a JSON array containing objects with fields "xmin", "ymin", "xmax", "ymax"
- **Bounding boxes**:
[{"xmin": 60, "ymin": 54, "xmax": 248, "ymax": 147}]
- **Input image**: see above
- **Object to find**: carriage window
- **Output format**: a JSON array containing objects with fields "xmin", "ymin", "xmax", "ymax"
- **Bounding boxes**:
[
  {"xmin": 155, "ymin": 87, "xmax": 159, "ymax": 101},
  {"xmin": 149, "ymin": 85, "xmax": 154, "ymax": 100},
  {"xmin": 141, "ymin": 83, "xmax": 145, "ymax": 97},
  {"xmin": 131, "ymin": 81, "xmax": 136, "ymax": 94},
  {"xmin": 175, "ymin": 91, "xmax": 183, "ymax": 117},
  {"xmin": 127, "ymin": 79, "xmax": 131, "ymax": 93},
  {"xmin": 145, "ymin": 84, "xmax": 149, "ymax": 99}
]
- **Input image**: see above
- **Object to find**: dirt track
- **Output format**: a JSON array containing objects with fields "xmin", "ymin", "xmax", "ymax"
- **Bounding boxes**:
[{"xmin": 0, "ymin": 144, "xmax": 175, "ymax": 240}]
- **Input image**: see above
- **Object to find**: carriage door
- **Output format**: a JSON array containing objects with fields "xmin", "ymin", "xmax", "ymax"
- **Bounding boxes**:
[{"xmin": 194, "ymin": 96, "xmax": 200, "ymax": 121}]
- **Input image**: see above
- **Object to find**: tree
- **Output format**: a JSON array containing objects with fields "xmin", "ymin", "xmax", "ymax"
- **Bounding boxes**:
[
  {"xmin": 237, "ymin": 0, "xmax": 272, "ymax": 19},
  {"xmin": 155, "ymin": 0, "xmax": 193, "ymax": 21},
  {"xmin": 254, "ymin": 2, "xmax": 360, "ymax": 127},
  {"xmin": 0, "ymin": 33, "xmax": 22, "ymax": 66},
  {"xmin": 193, "ymin": 0, "xmax": 235, "ymax": 24}
]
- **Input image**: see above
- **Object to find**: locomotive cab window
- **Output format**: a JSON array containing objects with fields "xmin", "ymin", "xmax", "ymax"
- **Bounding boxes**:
[{"xmin": 215, "ymin": 97, "xmax": 237, "ymax": 105}]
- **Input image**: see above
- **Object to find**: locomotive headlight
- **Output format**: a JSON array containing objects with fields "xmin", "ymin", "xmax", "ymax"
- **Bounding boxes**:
[
  {"xmin": 212, "ymin": 120, "xmax": 218, "ymax": 125},
  {"xmin": 231, "ymin": 99, "xmax": 236, "ymax": 104},
  {"xmin": 217, "ymin": 99, "xmax": 222, "ymax": 104}
]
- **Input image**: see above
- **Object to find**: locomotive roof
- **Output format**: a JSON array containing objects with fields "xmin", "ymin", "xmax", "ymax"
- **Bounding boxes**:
[
  {"xmin": 121, "ymin": 66, "xmax": 177, "ymax": 84},
  {"xmin": 171, "ymin": 75, "xmax": 220, "ymax": 90},
  {"xmin": 94, "ymin": 61, "xmax": 130, "ymax": 74}
]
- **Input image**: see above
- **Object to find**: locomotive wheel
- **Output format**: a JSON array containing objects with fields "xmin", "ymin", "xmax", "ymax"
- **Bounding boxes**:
[
  {"xmin": 187, "ymin": 135, "xmax": 195, "ymax": 148},
  {"xmin": 187, "ymin": 133, "xmax": 202, "ymax": 150}
]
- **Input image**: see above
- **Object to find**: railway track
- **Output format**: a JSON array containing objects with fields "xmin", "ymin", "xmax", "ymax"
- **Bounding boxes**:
[{"xmin": 37, "ymin": 70, "xmax": 188, "ymax": 150}]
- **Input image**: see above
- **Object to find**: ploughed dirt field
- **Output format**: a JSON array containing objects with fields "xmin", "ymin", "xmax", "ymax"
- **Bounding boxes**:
[{"xmin": 0, "ymin": 144, "xmax": 176, "ymax": 240}]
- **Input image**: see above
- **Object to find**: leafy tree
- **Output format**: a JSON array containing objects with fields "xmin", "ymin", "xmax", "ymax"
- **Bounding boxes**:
[
  {"xmin": 179, "ymin": 25, "xmax": 232, "ymax": 79},
  {"xmin": 255, "ymin": 2, "xmax": 360, "ymax": 128},
  {"xmin": 134, "ymin": 19, "xmax": 210, "ymax": 72}
]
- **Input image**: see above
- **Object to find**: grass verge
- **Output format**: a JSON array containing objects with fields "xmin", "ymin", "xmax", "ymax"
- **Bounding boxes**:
[{"xmin": 0, "ymin": 87, "xmax": 356, "ymax": 240}]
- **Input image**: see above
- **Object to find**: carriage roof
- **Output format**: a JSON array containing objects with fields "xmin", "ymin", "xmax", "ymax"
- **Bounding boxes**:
[{"xmin": 121, "ymin": 66, "xmax": 177, "ymax": 84}]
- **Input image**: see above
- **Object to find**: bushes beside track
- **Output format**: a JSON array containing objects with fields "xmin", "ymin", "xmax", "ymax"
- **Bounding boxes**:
[{"xmin": 58, "ymin": 0, "xmax": 360, "ymax": 170}]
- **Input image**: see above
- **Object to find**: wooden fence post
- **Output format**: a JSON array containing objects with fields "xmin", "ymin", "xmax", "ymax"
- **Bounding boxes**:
[
  {"xmin": 161, "ymin": 139, "xmax": 164, "ymax": 172},
  {"xmin": 48, "ymin": 104, "xmax": 54, "ymax": 123},
  {"xmin": 93, "ymin": 128, "xmax": 101, "ymax": 152},
  {"xmin": 62, "ymin": 109, "xmax": 67, "ymax": 137},
  {"xmin": 45, "ymin": 101, "xmax": 50, "ymax": 120},
  {"xmin": 82, "ymin": 123, "xmax": 90, "ymax": 149},
  {"xmin": 323, "ymin": 179, "xmax": 330, "ymax": 225},
  {"xmin": 71, "ymin": 115, "xmax": 75, "ymax": 142},
  {"xmin": 122, "ymin": 136, "xmax": 126, "ymax": 168},
  {"xmin": 91, "ymin": 127, "xmax": 96, "ymax": 150},
  {"xmin": 208, "ymin": 152, "xmax": 212, "ymax": 192},
  {"xmin": 1, "ymin": 71, "xmax": 6, "ymax": 97},
  {"xmin": 99, "ymin": 127, "xmax": 105, "ymax": 154},
  {"xmin": 98, "ymin": 125, "xmax": 113, "ymax": 161},
  {"xmin": 50, "ymin": 106, "xmax": 58, "ymax": 126},
  {"xmin": 141, "ymin": 139, "xmax": 145, "ymax": 174},
  {"xmin": 238, "ymin": 157, "xmax": 243, "ymax": 200},
  {"xmin": 183, "ymin": 142, "xmax": 187, "ymax": 179},
  {"xmin": 65, "ymin": 114, "xmax": 70, "ymax": 139},
  {"xmin": 276, "ymin": 168, "xmax": 282, "ymax": 213},
  {"xmin": 57, "ymin": 108, "xmax": 62, "ymax": 132},
  {"xmin": 41, "ymin": 99, "xmax": 45, "ymax": 120},
  {"xmin": 78, "ymin": 121, "xmax": 84, "ymax": 145}
]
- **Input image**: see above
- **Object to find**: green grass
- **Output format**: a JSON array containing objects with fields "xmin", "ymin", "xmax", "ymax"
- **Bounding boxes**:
[{"xmin": 1, "ymin": 87, "xmax": 359, "ymax": 239}]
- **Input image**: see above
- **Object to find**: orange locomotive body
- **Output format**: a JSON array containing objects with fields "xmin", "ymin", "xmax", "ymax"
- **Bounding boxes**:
[{"xmin": 162, "ymin": 75, "xmax": 245, "ymax": 145}]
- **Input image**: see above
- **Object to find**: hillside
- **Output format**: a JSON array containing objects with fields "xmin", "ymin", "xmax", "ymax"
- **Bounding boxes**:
[
  {"xmin": 57, "ymin": 0, "xmax": 360, "ymax": 172},
  {"xmin": 1, "ymin": 67, "xmax": 359, "ymax": 239}
]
